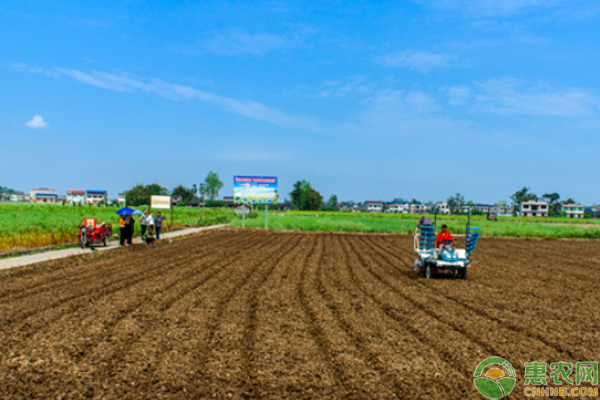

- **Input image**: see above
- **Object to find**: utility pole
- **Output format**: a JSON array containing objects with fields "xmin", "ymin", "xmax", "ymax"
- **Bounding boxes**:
[{"xmin": 200, "ymin": 183, "xmax": 206, "ymax": 220}]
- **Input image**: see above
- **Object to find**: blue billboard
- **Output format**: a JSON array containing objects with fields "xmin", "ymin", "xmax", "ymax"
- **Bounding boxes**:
[{"xmin": 233, "ymin": 176, "xmax": 278, "ymax": 205}]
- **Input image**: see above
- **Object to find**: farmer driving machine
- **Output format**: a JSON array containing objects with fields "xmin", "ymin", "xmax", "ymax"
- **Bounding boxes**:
[{"xmin": 413, "ymin": 209, "xmax": 480, "ymax": 280}]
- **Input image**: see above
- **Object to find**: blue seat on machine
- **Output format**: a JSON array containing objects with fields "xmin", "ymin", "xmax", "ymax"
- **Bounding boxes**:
[
  {"xmin": 466, "ymin": 226, "xmax": 480, "ymax": 255},
  {"xmin": 420, "ymin": 225, "xmax": 436, "ymax": 250}
]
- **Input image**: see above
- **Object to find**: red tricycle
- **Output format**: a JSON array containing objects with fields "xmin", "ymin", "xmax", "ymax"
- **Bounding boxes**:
[{"xmin": 77, "ymin": 218, "xmax": 112, "ymax": 248}]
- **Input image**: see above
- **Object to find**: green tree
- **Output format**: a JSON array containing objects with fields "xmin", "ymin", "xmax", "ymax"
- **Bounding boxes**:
[
  {"xmin": 204, "ymin": 171, "xmax": 224, "ymax": 201},
  {"xmin": 541, "ymin": 192, "xmax": 561, "ymax": 214},
  {"xmin": 510, "ymin": 186, "xmax": 538, "ymax": 215},
  {"xmin": 172, "ymin": 184, "xmax": 197, "ymax": 202},
  {"xmin": 326, "ymin": 194, "xmax": 339, "ymax": 208},
  {"xmin": 289, "ymin": 180, "xmax": 323, "ymax": 211},
  {"xmin": 447, "ymin": 193, "xmax": 465, "ymax": 214},
  {"xmin": 147, "ymin": 183, "xmax": 169, "ymax": 196},
  {"xmin": 124, "ymin": 183, "xmax": 169, "ymax": 206},
  {"xmin": 562, "ymin": 198, "xmax": 577, "ymax": 205},
  {"xmin": 497, "ymin": 200, "xmax": 508, "ymax": 206},
  {"xmin": 290, "ymin": 180, "xmax": 306, "ymax": 210}
]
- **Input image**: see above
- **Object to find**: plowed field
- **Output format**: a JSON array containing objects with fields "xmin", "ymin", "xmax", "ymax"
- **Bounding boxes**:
[{"xmin": 1, "ymin": 229, "xmax": 599, "ymax": 399}]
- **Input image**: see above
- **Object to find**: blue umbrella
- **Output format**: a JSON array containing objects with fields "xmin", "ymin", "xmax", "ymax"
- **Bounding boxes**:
[
  {"xmin": 116, "ymin": 207, "xmax": 136, "ymax": 215},
  {"xmin": 132, "ymin": 210, "xmax": 143, "ymax": 215}
]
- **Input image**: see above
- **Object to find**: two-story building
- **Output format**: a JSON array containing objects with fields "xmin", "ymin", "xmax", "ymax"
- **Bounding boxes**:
[
  {"xmin": 67, "ymin": 190, "xmax": 85, "ymax": 204},
  {"xmin": 339, "ymin": 203, "xmax": 361, "ymax": 212},
  {"xmin": 473, "ymin": 204, "xmax": 490, "ymax": 214},
  {"xmin": 85, "ymin": 190, "xmax": 108, "ymax": 205},
  {"xmin": 558, "ymin": 203, "xmax": 585, "ymax": 219},
  {"xmin": 435, "ymin": 202, "xmax": 451, "ymax": 215},
  {"xmin": 386, "ymin": 200, "xmax": 408, "ymax": 213},
  {"xmin": 30, "ymin": 188, "xmax": 58, "ymax": 203},
  {"xmin": 585, "ymin": 207, "xmax": 600, "ymax": 219},
  {"xmin": 9, "ymin": 194, "xmax": 28, "ymax": 202},
  {"xmin": 118, "ymin": 193, "xmax": 126, "ymax": 205},
  {"xmin": 364, "ymin": 201, "xmax": 383, "ymax": 213},
  {"xmin": 520, "ymin": 201, "xmax": 549, "ymax": 217},
  {"xmin": 488, "ymin": 204, "xmax": 514, "ymax": 216},
  {"xmin": 408, "ymin": 202, "xmax": 427, "ymax": 214}
]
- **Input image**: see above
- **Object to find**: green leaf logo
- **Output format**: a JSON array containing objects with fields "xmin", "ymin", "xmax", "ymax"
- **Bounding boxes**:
[{"xmin": 473, "ymin": 357, "xmax": 516, "ymax": 399}]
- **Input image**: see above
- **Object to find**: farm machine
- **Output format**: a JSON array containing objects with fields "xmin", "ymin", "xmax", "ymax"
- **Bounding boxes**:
[
  {"xmin": 413, "ymin": 210, "xmax": 480, "ymax": 280},
  {"xmin": 77, "ymin": 218, "xmax": 112, "ymax": 249}
]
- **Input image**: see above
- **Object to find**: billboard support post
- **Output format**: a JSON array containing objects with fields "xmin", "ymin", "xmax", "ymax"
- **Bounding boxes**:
[
  {"xmin": 200, "ymin": 183, "xmax": 206, "ymax": 221},
  {"xmin": 242, "ymin": 205, "xmax": 246, "ymax": 228},
  {"xmin": 265, "ymin": 204, "xmax": 268, "ymax": 229}
]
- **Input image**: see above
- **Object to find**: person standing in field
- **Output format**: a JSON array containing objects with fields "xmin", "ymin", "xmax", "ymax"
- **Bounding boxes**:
[
  {"xmin": 155, "ymin": 212, "xmax": 165, "ymax": 239},
  {"xmin": 119, "ymin": 215, "xmax": 127, "ymax": 246},
  {"xmin": 147, "ymin": 211, "xmax": 155, "ymax": 230},
  {"xmin": 125, "ymin": 214, "xmax": 136, "ymax": 246},
  {"xmin": 414, "ymin": 216, "xmax": 433, "ymax": 235},
  {"xmin": 414, "ymin": 215, "xmax": 434, "ymax": 249},
  {"xmin": 140, "ymin": 209, "xmax": 148, "ymax": 238}
]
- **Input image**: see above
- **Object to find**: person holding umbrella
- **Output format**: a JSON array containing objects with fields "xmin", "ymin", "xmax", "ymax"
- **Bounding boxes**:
[
  {"xmin": 127, "ymin": 213, "xmax": 137, "ymax": 245},
  {"xmin": 118, "ymin": 214, "xmax": 127, "ymax": 246},
  {"xmin": 116, "ymin": 207, "xmax": 140, "ymax": 246}
]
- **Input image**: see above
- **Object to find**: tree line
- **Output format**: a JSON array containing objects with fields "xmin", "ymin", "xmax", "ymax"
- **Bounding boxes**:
[
  {"xmin": 125, "ymin": 171, "xmax": 224, "ymax": 207},
  {"xmin": 288, "ymin": 181, "xmax": 591, "ymax": 216}
]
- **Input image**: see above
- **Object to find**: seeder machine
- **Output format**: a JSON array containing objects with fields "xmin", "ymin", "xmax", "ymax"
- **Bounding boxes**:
[{"xmin": 413, "ymin": 210, "xmax": 480, "ymax": 280}]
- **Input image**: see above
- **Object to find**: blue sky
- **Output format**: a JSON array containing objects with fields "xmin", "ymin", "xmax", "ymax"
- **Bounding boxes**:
[{"xmin": 1, "ymin": 0, "xmax": 599, "ymax": 204}]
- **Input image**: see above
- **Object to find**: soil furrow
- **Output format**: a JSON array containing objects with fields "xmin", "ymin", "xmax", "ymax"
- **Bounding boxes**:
[{"xmin": 0, "ymin": 230, "xmax": 242, "ymax": 302}]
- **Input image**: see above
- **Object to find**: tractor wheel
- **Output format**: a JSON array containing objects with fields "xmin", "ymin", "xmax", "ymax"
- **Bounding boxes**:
[
  {"xmin": 425, "ymin": 264, "xmax": 434, "ymax": 280},
  {"xmin": 461, "ymin": 267, "xmax": 468, "ymax": 280}
]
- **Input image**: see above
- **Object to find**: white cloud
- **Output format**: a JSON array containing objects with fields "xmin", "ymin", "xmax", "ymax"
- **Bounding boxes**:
[
  {"xmin": 308, "ymin": 77, "xmax": 372, "ymax": 99},
  {"xmin": 201, "ymin": 29, "xmax": 292, "ymax": 56},
  {"xmin": 472, "ymin": 78, "xmax": 600, "ymax": 116},
  {"xmin": 45, "ymin": 67, "xmax": 320, "ymax": 130},
  {"xmin": 174, "ymin": 27, "xmax": 313, "ymax": 57},
  {"xmin": 25, "ymin": 115, "xmax": 48, "ymax": 129},
  {"xmin": 220, "ymin": 152, "xmax": 281, "ymax": 162},
  {"xmin": 446, "ymin": 86, "xmax": 472, "ymax": 105},
  {"xmin": 416, "ymin": 0, "xmax": 564, "ymax": 16},
  {"xmin": 371, "ymin": 89, "xmax": 439, "ymax": 113},
  {"xmin": 378, "ymin": 51, "xmax": 452, "ymax": 72},
  {"xmin": 443, "ymin": 79, "xmax": 600, "ymax": 116}
]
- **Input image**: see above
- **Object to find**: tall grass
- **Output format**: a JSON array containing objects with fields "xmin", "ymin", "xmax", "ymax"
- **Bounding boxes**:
[
  {"xmin": 0, "ymin": 203, "xmax": 235, "ymax": 253},
  {"xmin": 231, "ymin": 212, "xmax": 600, "ymax": 239}
]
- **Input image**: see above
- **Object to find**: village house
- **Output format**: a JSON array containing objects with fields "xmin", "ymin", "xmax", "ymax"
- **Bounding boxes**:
[
  {"xmin": 408, "ymin": 202, "xmax": 427, "ymax": 214},
  {"xmin": 363, "ymin": 200, "xmax": 383, "ymax": 213},
  {"xmin": 85, "ymin": 190, "xmax": 108, "ymax": 205},
  {"xmin": 30, "ymin": 188, "xmax": 58, "ymax": 203},
  {"xmin": 558, "ymin": 203, "xmax": 585, "ymax": 219},
  {"xmin": 67, "ymin": 190, "xmax": 85, "ymax": 204},
  {"xmin": 435, "ymin": 202, "xmax": 451, "ymax": 215},
  {"xmin": 585, "ymin": 206, "xmax": 600, "ymax": 219},
  {"xmin": 520, "ymin": 201, "xmax": 549, "ymax": 217},
  {"xmin": 385, "ymin": 200, "xmax": 408, "ymax": 213}
]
